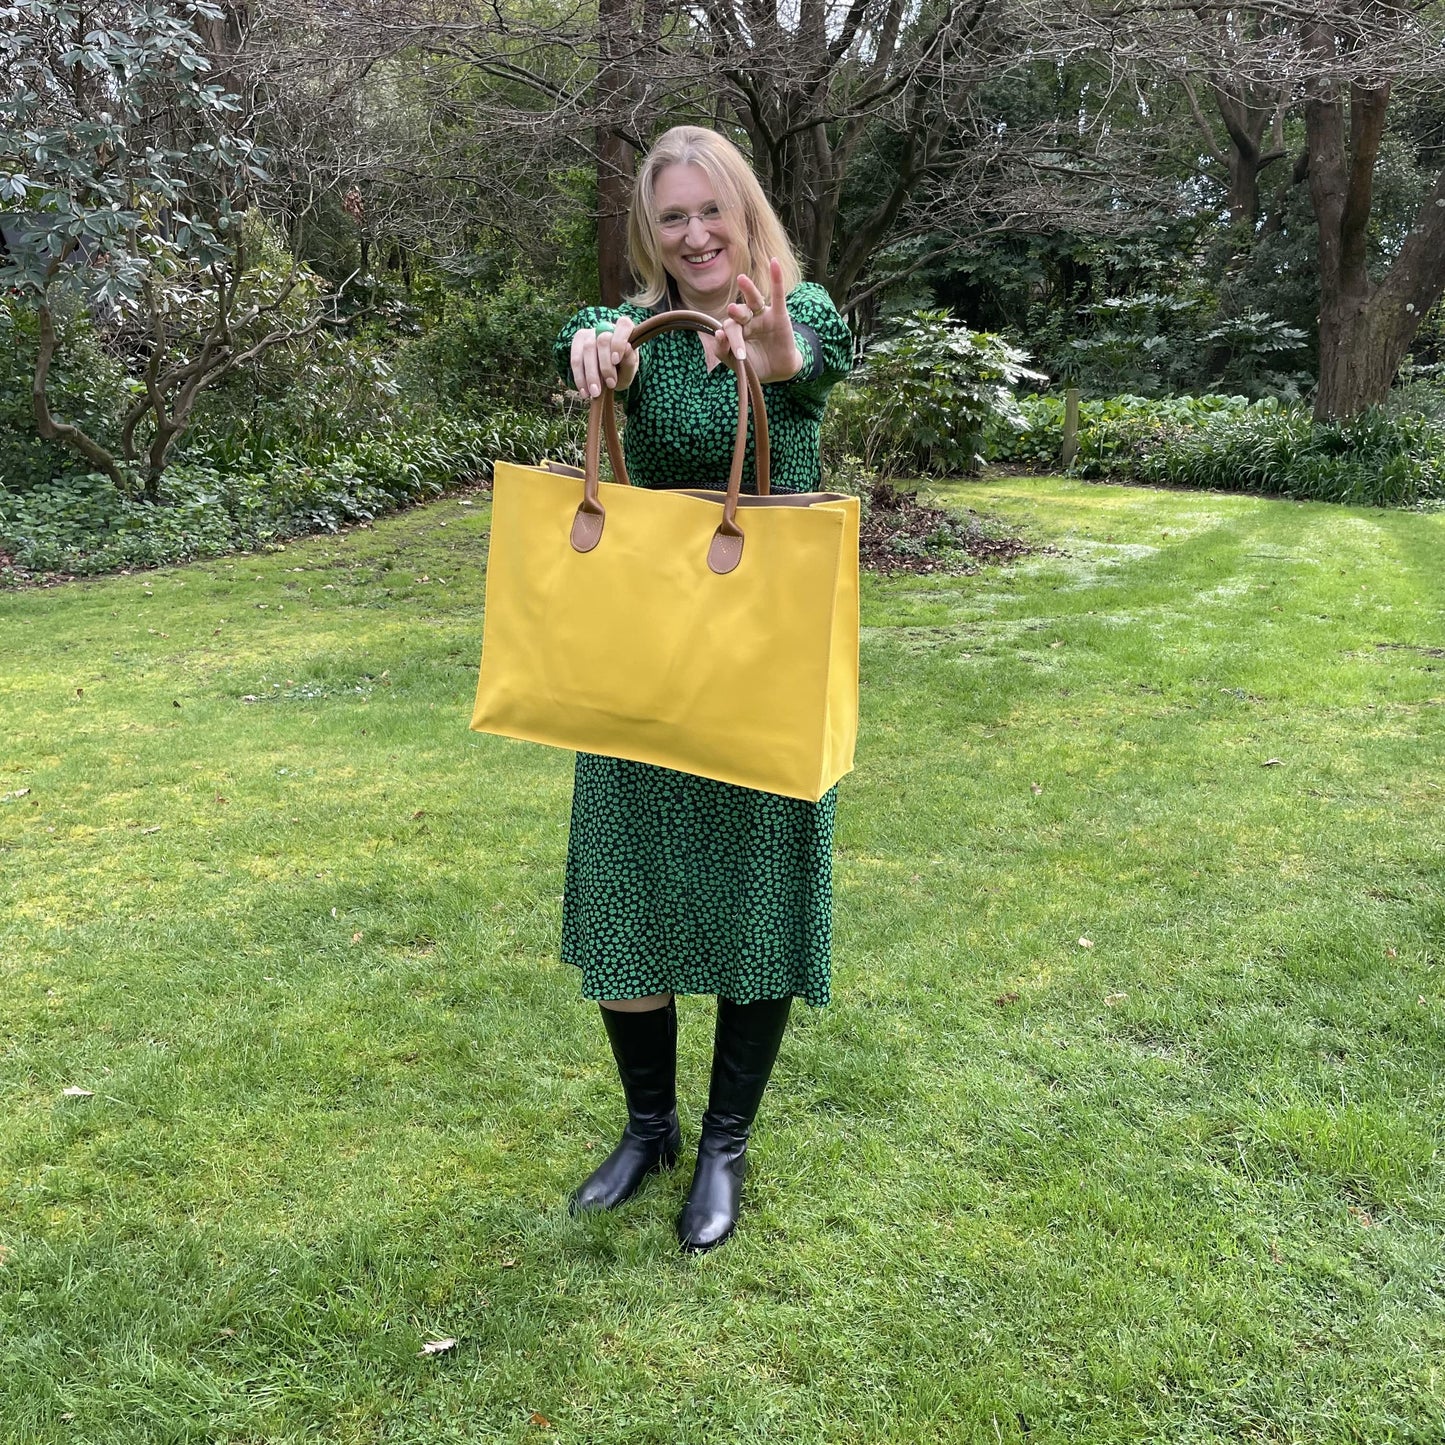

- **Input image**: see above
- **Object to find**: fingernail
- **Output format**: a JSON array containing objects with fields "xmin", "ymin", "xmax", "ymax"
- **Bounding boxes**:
[{"xmin": 590, "ymin": 384, "xmax": 600, "ymax": 397}]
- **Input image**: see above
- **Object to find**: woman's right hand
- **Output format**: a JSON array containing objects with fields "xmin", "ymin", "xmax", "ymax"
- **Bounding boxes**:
[{"xmin": 570, "ymin": 316, "xmax": 638, "ymax": 399}]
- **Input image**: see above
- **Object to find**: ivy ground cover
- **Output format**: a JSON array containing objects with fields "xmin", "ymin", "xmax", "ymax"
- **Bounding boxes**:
[{"xmin": 1, "ymin": 480, "xmax": 1442, "ymax": 1443}]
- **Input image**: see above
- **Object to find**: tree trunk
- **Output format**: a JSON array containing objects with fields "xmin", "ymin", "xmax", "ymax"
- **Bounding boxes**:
[
  {"xmin": 1303, "ymin": 25, "xmax": 1445, "ymax": 419},
  {"xmin": 596, "ymin": 129, "xmax": 634, "ymax": 306},
  {"xmin": 1225, "ymin": 143, "xmax": 1263, "ymax": 228},
  {"xmin": 595, "ymin": 0, "xmax": 636, "ymax": 306},
  {"xmin": 1316, "ymin": 298, "xmax": 1412, "ymax": 418},
  {"xmin": 32, "ymin": 298, "xmax": 130, "ymax": 492}
]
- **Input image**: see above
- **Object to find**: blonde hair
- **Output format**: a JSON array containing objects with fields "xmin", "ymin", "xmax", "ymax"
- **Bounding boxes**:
[{"xmin": 626, "ymin": 126, "xmax": 802, "ymax": 311}]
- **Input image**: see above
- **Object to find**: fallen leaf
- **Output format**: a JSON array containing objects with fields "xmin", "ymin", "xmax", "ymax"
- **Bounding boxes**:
[
  {"xmin": 1419, "ymin": 995, "xmax": 1428, "ymax": 1006},
  {"xmin": 0, "ymin": 1244, "xmax": 11, "ymax": 1265},
  {"xmin": 215, "ymin": 794, "xmax": 228, "ymax": 805},
  {"xmin": 419, "ymin": 1338, "xmax": 458, "ymax": 1357},
  {"xmin": 411, "ymin": 810, "xmax": 426, "ymax": 821},
  {"xmin": 351, "ymin": 931, "xmax": 363, "ymax": 944},
  {"xmin": 1269, "ymin": 1240, "xmax": 1282, "ymax": 1264},
  {"xmin": 2, "ymin": 788, "xmax": 30, "ymax": 801},
  {"xmin": 62, "ymin": 1086, "xmax": 93, "ymax": 1099},
  {"xmin": 994, "ymin": 991, "xmax": 1020, "ymax": 1008},
  {"xmin": 1347, "ymin": 1205, "xmax": 1375, "ymax": 1228},
  {"xmin": 529, "ymin": 1413, "xmax": 553, "ymax": 1429},
  {"xmin": 140, "ymin": 826, "xmax": 161, "ymax": 835},
  {"xmin": 241, "ymin": 695, "xmax": 259, "ymax": 703},
  {"xmin": 1049, "ymin": 640, "xmax": 1063, "ymax": 649},
  {"xmin": 331, "ymin": 907, "xmax": 338, "ymax": 918},
  {"xmin": 1104, "ymin": 991, "xmax": 1128, "ymax": 1006},
  {"xmin": 1078, "ymin": 937, "xmax": 1094, "ymax": 949},
  {"xmin": 218, "ymin": 1327, "xmax": 236, "ymax": 1338},
  {"xmin": 1030, "ymin": 782, "xmax": 1043, "ymax": 796},
  {"xmin": 1386, "ymin": 948, "xmax": 1398, "ymax": 958},
  {"xmin": 500, "ymin": 1258, "xmax": 518, "ymax": 1269},
  {"xmin": 1261, "ymin": 758, "xmax": 1283, "ymax": 767}
]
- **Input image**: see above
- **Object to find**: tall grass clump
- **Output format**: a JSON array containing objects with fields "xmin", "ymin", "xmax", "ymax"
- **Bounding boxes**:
[
  {"xmin": 1115, "ymin": 405, "xmax": 1445, "ymax": 505},
  {"xmin": 991, "ymin": 394, "xmax": 1445, "ymax": 507}
]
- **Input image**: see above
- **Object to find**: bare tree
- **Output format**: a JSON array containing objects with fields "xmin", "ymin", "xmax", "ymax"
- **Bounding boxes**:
[
  {"xmin": 1095, "ymin": 0, "xmax": 1445, "ymax": 416},
  {"xmin": 1175, "ymin": 11, "xmax": 1292, "ymax": 230},
  {"xmin": 1301, "ymin": 7, "xmax": 1445, "ymax": 418},
  {"xmin": 684, "ymin": 0, "xmax": 1009, "ymax": 299}
]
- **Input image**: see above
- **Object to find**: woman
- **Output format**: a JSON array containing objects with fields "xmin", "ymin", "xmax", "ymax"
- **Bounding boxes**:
[{"xmin": 554, "ymin": 126, "xmax": 852, "ymax": 1252}]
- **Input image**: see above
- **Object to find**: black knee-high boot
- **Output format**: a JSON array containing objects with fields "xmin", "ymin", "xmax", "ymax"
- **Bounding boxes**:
[
  {"xmin": 569, "ymin": 999, "xmax": 682, "ymax": 1213},
  {"xmin": 676, "ymin": 995, "xmax": 792, "ymax": 1252}
]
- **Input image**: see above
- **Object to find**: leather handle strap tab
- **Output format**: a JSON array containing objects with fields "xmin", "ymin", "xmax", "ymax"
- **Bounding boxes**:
[{"xmin": 571, "ymin": 308, "xmax": 772, "ymax": 575}]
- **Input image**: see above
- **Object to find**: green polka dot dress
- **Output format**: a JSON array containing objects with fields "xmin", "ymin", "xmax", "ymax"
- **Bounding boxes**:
[{"xmin": 553, "ymin": 283, "xmax": 852, "ymax": 1007}]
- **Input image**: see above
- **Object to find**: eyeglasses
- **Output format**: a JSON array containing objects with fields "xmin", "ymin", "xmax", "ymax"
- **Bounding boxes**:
[{"xmin": 655, "ymin": 202, "xmax": 723, "ymax": 235}]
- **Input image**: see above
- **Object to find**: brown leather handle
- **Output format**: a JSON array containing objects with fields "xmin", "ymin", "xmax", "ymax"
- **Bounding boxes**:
[{"xmin": 569, "ymin": 308, "xmax": 771, "ymax": 575}]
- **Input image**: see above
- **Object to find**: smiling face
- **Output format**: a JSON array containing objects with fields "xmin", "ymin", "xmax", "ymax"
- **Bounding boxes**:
[{"xmin": 651, "ymin": 163, "xmax": 740, "ymax": 318}]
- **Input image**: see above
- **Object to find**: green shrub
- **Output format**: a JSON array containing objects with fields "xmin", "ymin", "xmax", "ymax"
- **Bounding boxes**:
[
  {"xmin": 989, "ymin": 392, "xmax": 1445, "ymax": 507},
  {"xmin": 987, "ymin": 394, "xmax": 1253, "ymax": 468},
  {"xmin": 1029, "ymin": 287, "xmax": 1311, "ymax": 400},
  {"xmin": 825, "ymin": 310, "xmax": 1046, "ymax": 478},
  {"xmin": 190, "ymin": 326, "xmax": 409, "ymax": 463},
  {"xmin": 0, "ymin": 297, "xmax": 131, "ymax": 491},
  {"xmin": 1112, "ymin": 406, "xmax": 1445, "ymax": 506},
  {"xmin": 397, "ymin": 274, "xmax": 567, "ymax": 411},
  {"xmin": 1389, "ymin": 370, "xmax": 1445, "ymax": 422},
  {"xmin": 0, "ymin": 408, "xmax": 585, "ymax": 576}
]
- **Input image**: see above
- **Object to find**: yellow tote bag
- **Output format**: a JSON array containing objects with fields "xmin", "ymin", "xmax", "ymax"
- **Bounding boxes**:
[{"xmin": 470, "ymin": 310, "xmax": 858, "ymax": 802}]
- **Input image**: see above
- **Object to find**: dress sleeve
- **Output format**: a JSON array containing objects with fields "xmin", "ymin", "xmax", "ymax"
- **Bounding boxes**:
[
  {"xmin": 782, "ymin": 283, "xmax": 853, "ymax": 403},
  {"xmin": 554, "ymin": 304, "xmax": 650, "ymax": 395}
]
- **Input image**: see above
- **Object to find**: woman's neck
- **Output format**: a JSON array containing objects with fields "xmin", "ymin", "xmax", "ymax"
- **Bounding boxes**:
[{"xmin": 673, "ymin": 275, "xmax": 735, "ymax": 322}]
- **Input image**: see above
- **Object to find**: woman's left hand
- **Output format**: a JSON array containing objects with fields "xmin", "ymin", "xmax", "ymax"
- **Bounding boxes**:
[{"xmin": 713, "ymin": 257, "xmax": 802, "ymax": 383}]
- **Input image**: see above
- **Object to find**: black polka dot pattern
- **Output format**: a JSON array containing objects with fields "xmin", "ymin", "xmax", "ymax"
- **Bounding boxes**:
[
  {"xmin": 559, "ymin": 283, "xmax": 851, "ymax": 496},
  {"xmin": 562, "ymin": 758, "xmax": 838, "ymax": 1006},
  {"xmin": 551, "ymin": 285, "xmax": 853, "ymax": 1008}
]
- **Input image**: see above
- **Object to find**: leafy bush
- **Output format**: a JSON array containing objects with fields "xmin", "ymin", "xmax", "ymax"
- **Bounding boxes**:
[
  {"xmin": 182, "ymin": 221, "xmax": 399, "ymax": 461},
  {"xmin": 989, "ymin": 392, "xmax": 1445, "ymax": 507},
  {"xmin": 1389, "ymin": 369, "xmax": 1445, "ymax": 423},
  {"xmin": 825, "ymin": 310, "xmax": 1046, "ymax": 478},
  {"xmin": 988, "ymin": 393, "xmax": 1256, "ymax": 469},
  {"xmin": 0, "ymin": 297, "xmax": 131, "ymax": 491},
  {"xmin": 1111, "ymin": 406, "xmax": 1445, "ymax": 506},
  {"xmin": 0, "ymin": 408, "xmax": 585, "ymax": 576},
  {"xmin": 1029, "ymin": 288, "xmax": 1310, "ymax": 400},
  {"xmin": 398, "ymin": 274, "xmax": 568, "ymax": 411}
]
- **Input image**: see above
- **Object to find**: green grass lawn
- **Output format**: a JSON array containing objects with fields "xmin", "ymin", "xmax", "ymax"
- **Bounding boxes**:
[{"xmin": 1, "ymin": 477, "xmax": 1442, "ymax": 1444}]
